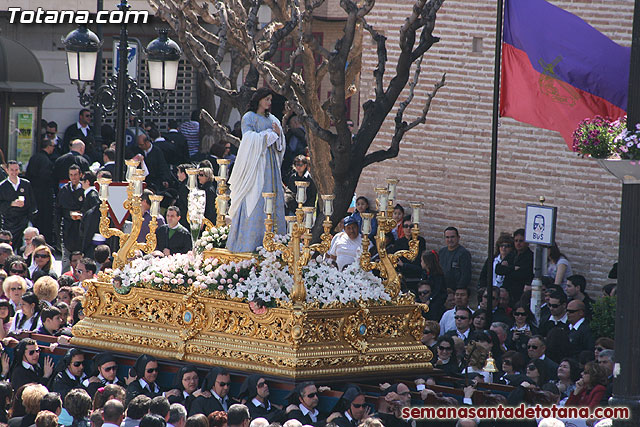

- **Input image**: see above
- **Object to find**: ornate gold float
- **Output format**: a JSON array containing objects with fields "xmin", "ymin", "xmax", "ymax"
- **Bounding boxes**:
[{"xmin": 73, "ymin": 164, "xmax": 432, "ymax": 379}]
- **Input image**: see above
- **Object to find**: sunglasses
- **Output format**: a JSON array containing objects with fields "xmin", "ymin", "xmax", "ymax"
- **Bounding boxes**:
[
  {"xmin": 499, "ymin": 244, "xmax": 513, "ymax": 248},
  {"xmin": 566, "ymin": 309, "xmax": 581, "ymax": 313},
  {"xmin": 72, "ymin": 361, "xmax": 84, "ymax": 367},
  {"xmin": 146, "ymin": 368, "xmax": 158, "ymax": 374},
  {"xmin": 548, "ymin": 303, "xmax": 562, "ymax": 309},
  {"xmin": 527, "ymin": 365, "xmax": 536, "ymax": 370},
  {"xmin": 454, "ymin": 316, "xmax": 469, "ymax": 320},
  {"xmin": 34, "ymin": 253, "xmax": 50, "ymax": 259},
  {"xmin": 103, "ymin": 365, "xmax": 118, "ymax": 372},
  {"xmin": 514, "ymin": 312, "xmax": 527, "ymax": 316},
  {"xmin": 418, "ymin": 291, "xmax": 430, "ymax": 296},
  {"xmin": 256, "ymin": 382, "xmax": 267, "ymax": 388},
  {"xmin": 10, "ymin": 269, "xmax": 24, "ymax": 274},
  {"xmin": 46, "ymin": 131, "xmax": 56, "ymax": 136},
  {"xmin": 402, "ymin": 224, "xmax": 412, "ymax": 228},
  {"xmin": 423, "ymin": 330, "xmax": 432, "ymax": 334},
  {"xmin": 527, "ymin": 345, "xmax": 538, "ymax": 350},
  {"xmin": 10, "ymin": 287, "xmax": 22, "ymax": 291},
  {"xmin": 0, "ymin": 239, "xmax": 10, "ymax": 244},
  {"xmin": 503, "ymin": 360, "xmax": 512, "ymax": 365},
  {"xmin": 438, "ymin": 346, "xmax": 452, "ymax": 351},
  {"xmin": 352, "ymin": 403, "xmax": 365, "ymax": 408},
  {"xmin": 76, "ymin": 269, "xmax": 85, "ymax": 274},
  {"xmin": 198, "ymin": 173, "xmax": 206, "ymax": 177},
  {"xmin": 294, "ymin": 163, "xmax": 305, "ymax": 166},
  {"xmin": 595, "ymin": 347, "xmax": 605, "ymax": 352},
  {"xmin": 216, "ymin": 381, "xmax": 230, "ymax": 387},
  {"xmin": 28, "ymin": 348, "xmax": 41, "ymax": 356},
  {"xmin": 305, "ymin": 392, "xmax": 317, "ymax": 398}
]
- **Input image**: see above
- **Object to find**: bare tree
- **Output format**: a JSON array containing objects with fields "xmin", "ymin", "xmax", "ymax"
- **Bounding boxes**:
[{"xmin": 150, "ymin": 0, "xmax": 446, "ymax": 232}]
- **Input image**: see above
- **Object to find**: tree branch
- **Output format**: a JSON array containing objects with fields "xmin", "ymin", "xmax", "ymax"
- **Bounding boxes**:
[
  {"xmin": 200, "ymin": 109, "xmax": 242, "ymax": 146},
  {"xmin": 362, "ymin": 17, "xmax": 387, "ymax": 101},
  {"xmin": 362, "ymin": 72, "xmax": 445, "ymax": 167}
]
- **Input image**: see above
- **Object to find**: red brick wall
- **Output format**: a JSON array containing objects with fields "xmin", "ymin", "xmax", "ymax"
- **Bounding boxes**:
[{"xmin": 357, "ymin": 0, "xmax": 632, "ymax": 294}]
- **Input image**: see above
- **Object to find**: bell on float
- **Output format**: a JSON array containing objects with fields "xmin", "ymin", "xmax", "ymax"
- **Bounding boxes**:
[{"xmin": 483, "ymin": 352, "xmax": 498, "ymax": 373}]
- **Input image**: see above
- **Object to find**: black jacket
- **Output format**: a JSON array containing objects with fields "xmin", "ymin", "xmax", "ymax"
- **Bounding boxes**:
[
  {"xmin": 156, "ymin": 224, "xmax": 192, "ymax": 255},
  {"xmin": 246, "ymin": 399, "xmax": 286, "ymax": 423},
  {"xmin": 0, "ymin": 178, "xmax": 37, "ymax": 240},
  {"xmin": 50, "ymin": 370, "xmax": 85, "ymax": 400},
  {"xmin": 54, "ymin": 151, "xmax": 90, "ymax": 182},
  {"xmin": 9, "ymin": 363, "xmax": 49, "ymax": 391},
  {"xmin": 56, "ymin": 182, "xmax": 84, "ymax": 251},
  {"xmin": 189, "ymin": 394, "xmax": 228, "ymax": 417},
  {"xmin": 494, "ymin": 248, "xmax": 534, "ymax": 304},
  {"xmin": 286, "ymin": 408, "xmax": 326, "ymax": 427},
  {"xmin": 125, "ymin": 379, "xmax": 162, "ymax": 407}
]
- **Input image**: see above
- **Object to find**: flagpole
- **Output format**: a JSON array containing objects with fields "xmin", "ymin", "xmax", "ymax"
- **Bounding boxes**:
[
  {"xmin": 611, "ymin": 1, "xmax": 640, "ymax": 425},
  {"xmin": 486, "ymin": 0, "xmax": 505, "ymax": 324}
]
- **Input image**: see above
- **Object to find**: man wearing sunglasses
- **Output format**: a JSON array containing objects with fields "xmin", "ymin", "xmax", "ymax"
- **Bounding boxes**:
[
  {"xmin": 539, "ymin": 290, "xmax": 569, "ymax": 338},
  {"xmin": 84, "ymin": 352, "xmax": 127, "ymax": 398},
  {"xmin": 329, "ymin": 386, "xmax": 369, "ymax": 427},
  {"xmin": 241, "ymin": 375, "xmax": 284, "ymax": 423},
  {"xmin": 62, "ymin": 109, "xmax": 98, "ymax": 162},
  {"xmin": 285, "ymin": 381, "xmax": 325, "ymax": 426},
  {"xmin": 190, "ymin": 367, "xmax": 234, "ymax": 416},
  {"xmin": 8, "ymin": 337, "xmax": 55, "ymax": 391},
  {"xmin": 526, "ymin": 335, "xmax": 558, "ymax": 380},
  {"xmin": 50, "ymin": 348, "xmax": 86, "ymax": 400}
]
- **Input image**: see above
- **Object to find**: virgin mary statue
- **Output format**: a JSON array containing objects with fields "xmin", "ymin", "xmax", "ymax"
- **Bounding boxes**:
[{"xmin": 226, "ymin": 88, "xmax": 287, "ymax": 252}]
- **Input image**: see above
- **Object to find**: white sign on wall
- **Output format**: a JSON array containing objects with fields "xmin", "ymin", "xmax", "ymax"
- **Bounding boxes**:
[
  {"xmin": 524, "ymin": 204, "xmax": 557, "ymax": 246},
  {"xmin": 113, "ymin": 39, "xmax": 139, "ymax": 79}
]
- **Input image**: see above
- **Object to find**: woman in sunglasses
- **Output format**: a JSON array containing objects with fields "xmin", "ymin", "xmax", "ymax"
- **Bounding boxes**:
[
  {"xmin": 328, "ymin": 385, "xmax": 369, "ymax": 427},
  {"xmin": 2, "ymin": 275, "xmax": 25, "ymax": 314},
  {"xmin": 125, "ymin": 354, "xmax": 162, "ymax": 406},
  {"xmin": 505, "ymin": 302, "xmax": 538, "ymax": 354},
  {"xmin": 29, "ymin": 245, "xmax": 55, "ymax": 278},
  {"xmin": 49, "ymin": 348, "xmax": 86, "ymax": 400},
  {"xmin": 197, "ymin": 167, "xmax": 217, "ymax": 225},
  {"xmin": 8, "ymin": 337, "xmax": 54, "ymax": 391},
  {"xmin": 434, "ymin": 336, "xmax": 459, "ymax": 375}
]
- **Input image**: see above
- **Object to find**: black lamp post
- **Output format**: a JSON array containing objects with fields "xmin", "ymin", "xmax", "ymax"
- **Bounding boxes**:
[{"xmin": 62, "ymin": 0, "xmax": 181, "ymax": 182}]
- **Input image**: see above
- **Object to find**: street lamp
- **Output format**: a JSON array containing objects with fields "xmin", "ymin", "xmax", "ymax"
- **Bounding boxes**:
[{"xmin": 62, "ymin": 1, "xmax": 181, "ymax": 181}]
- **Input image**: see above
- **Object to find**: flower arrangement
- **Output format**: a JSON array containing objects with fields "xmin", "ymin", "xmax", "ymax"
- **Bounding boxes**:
[
  {"xmin": 572, "ymin": 115, "xmax": 640, "ymax": 161},
  {"xmin": 194, "ymin": 226, "xmax": 230, "ymax": 253},
  {"xmin": 114, "ymin": 252, "xmax": 255, "ymax": 294},
  {"xmin": 113, "ymin": 245, "xmax": 391, "ymax": 307}
]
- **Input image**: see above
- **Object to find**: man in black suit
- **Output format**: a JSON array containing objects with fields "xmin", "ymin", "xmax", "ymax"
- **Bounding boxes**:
[
  {"xmin": 80, "ymin": 171, "xmax": 100, "ymax": 213},
  {"xmin": 331, "ymin": 386, "xmax": 368, "ymax": 427},
  {"xmin": 444, "ymin": 307, "xmax": 472, "ymax": 344},
  {"xmin": 83, "ymin": 352, "xmax": 126, "ymax": 398},
  {"xmin": 56, "ymin": 165, "xmax": 84, "ymax": 271},
  {"xmin": 26, "ymin": 139, "xmax": 57, "ymax": 243},
  {"xmin": 135, "ymin": 133, "xmax": 171, "ymax": 192},
  {"xmin": 285, "ymin": 382, "xmax": 325, "ymax": 427},
  {"xmin": 100, "ymin": 148, "xmax": 116, "ymax": 177},
  {"xmin": 164, "ymin": 119, "xmax": 190, "ymax": 166},
  {"xmin": 175, "ymin": 165, "xmax": 191, "ymax": 229},
  {"xmin": 539, "ymin": 290, "xmax": 568, "ymax": 338},
  {"xmin": 62, "ymin": 109, "xmax": 99, "ymax": 161},
  {"xmin": 189, "ymin": 367, "xmax": 233, "ymax": 416},
  {"xmin": 567, "ymin": 300, "xmax": 595, "ymax": 359},
  {"xmin": 0, "ymin": 161, "xmax": 38, "ymax": 247},
  {"xmin": 156, "ymin": 206, "xmax": 192, "ymax": 255},
  {"xmin": 54, "ymin": 140, "xmax": 90, "ymax": 184},
  {"xmin": 526, "ymin": 335, "xmax": 558, "ymax": 380},
  {"xmin": 238, "ymin": 375, "xmax": 285, "ymax": 423},
  {"xmin": 8, "ymin": 338, "xmax": 54, "ymax": 391}
]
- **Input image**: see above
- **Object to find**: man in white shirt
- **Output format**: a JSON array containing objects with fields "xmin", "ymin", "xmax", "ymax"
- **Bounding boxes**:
[
  {"xmin": 327, "ymin": 216, "xmax": 362, "ymax": 270},
  {"xmin": 439, "ymin": 287, "xmax": 474, "ymax": 335}
]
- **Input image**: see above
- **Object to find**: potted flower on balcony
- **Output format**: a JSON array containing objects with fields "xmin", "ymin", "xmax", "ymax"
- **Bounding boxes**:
[{"xmin": 572, "ymin": 115, "xmax": 640, "ymax": 183}]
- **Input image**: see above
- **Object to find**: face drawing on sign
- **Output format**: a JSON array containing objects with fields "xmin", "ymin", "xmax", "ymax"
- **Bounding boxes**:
[{"xmin": 533, "ymin": 214, "xmax": 545, "ymax": 240}]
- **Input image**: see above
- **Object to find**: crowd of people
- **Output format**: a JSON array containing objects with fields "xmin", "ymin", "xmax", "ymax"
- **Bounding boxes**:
[{"xmin": 0, "ymin": 108, "xmax": 620, "ymax": 427}]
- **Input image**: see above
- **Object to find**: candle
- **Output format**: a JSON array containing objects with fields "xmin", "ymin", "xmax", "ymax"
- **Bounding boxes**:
[
  {"xmin": 218, "ymin": 195, "xmax": 230, "ymax": 215},
  {"xmin": 150, "ymin": 195, "xmax": 163, "ymax": 217},
  {"xmin": 375, "ymin": 187, "xmax": 389, "ymax": 212},
  {"xmin": 132, "ymin": 176, "xmax": 143, "ymax": 197},
  {"xmin": 98, "ymin": 179, "xmax": 111, "ymax": 201},
  {"xmin": 217, "ymin": 159, "xmax": 231, "ymax": 181},
  {"xmin": 321, "ymin": 194, "xmax": 334, "ymax": 217},
  {"xmin": 295, "ymin": 181, "xmax": 310, "ymax": 205},
  {"xmin": 386, "ymin": 178, "xmax": 398, "ymax": 204},
  {"xmin": 262, "ymin": 192, "xmax": 275, "ymax": 214},
  {"xmin": 285, "ymin": 215, "xmax": 296, "ymax": 235},
  {"xmin": 186, "ymin": 168, "xmax": 198, "ymax": 190},
  {"xmin": 125, "ymin": 159, "xmax": 140, "ymax": 182},
  {"xmin": 410, "ymin": 202, "xmax": 422, "ymax": 225},
  {"xmin": 362, "ymin": 213, "xmax": 373, "ymax": 235},
  {"xmin": 302, "ymin": 207, "xmax": 315, "ymax": 229}
]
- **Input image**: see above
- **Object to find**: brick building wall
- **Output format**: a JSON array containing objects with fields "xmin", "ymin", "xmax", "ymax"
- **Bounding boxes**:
[{"xmin": 357, "ymin": 0, "xmax": 633, "ymax": 294}]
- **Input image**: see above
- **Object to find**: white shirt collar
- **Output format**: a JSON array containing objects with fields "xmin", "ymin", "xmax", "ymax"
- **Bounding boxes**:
[
  {"xmin": 8, "ymin": 177, "xmax": 20, "ymax": 191},
  {"xmin": 344, "ymin": 411, "xmax": 354, "ymax": 422},
  {"xmin": 569, "ymin": 317, "xmax": 585, "ymax": 330},
  {"xmin": 299, "ymin": 404, "xmax": 319, "ymax": 421},
  {"xmin": 139, "ymin": 378, "xmax": 159, "ymax": 393},
  {"xmin": 84, "ymin": 187, "xmax": 96, "ymax": 196},
  {"xmin": 22, "ymin": 360, "xmax": 34, "ymax": 371},
  {"xmin": 551, "ymin": 313, "xmax": 568, "ymax": 324},
  {"xmin": 252, "ymin": 397, "xmax": 270, "ymax": 410}
]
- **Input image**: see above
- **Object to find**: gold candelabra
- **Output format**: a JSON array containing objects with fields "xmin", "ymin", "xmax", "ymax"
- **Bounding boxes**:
[
  {"xmin": 262, "ymin": 183, "xmax": 334, "ymax": 309},
  {"xmin": 97, "ymin": 159, "xmax": 163, "ymax": 269},
  {"xmin": 360, "ymin": 180, "xmax": 423, "ymax": 298}
]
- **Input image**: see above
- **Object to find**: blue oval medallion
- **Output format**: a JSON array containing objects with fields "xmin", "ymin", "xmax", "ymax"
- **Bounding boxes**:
[
  {"xmin": 184, "ymin": 311, "xmax": 193, "ymax": 323},
  {"xmin": 358, "ymin": 324, "xmax": 367, "ymax": 335}
]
